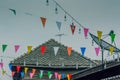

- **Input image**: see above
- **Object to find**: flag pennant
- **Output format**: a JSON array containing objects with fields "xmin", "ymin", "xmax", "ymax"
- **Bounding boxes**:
[
  {"xmin": 54, "ymin": 72, "xmax": 58, "ymax": 79},
  {"xmin": 95, "ymin": 47, "xmax": 100, "ymax": 56},
  {"xmin": 58, "ymin": 74, "xmax": 61, "ymax": 80},
  {"xmin": 53, "ymin": 47, "xmax": 59, "ymax": 56},
  {"xmin": 80, "ymin": 47, "xmax": 86, "ymax": 56},
  {"xmin": 16, "ymin": 65, "xmax": 21, "ymax": 73},
  {"xmin": 39, "ymin": 70, "xmax": 43, "ymax": 79},
  {"xmin": 110, "ymin": 33, "xmax": 115, "ymax": 43},
  {"xmin": 0, "ymin": 62, "xmax": 3, "ymax": 68},
  {"xmin": 40, "ymin": 17, "xmax": 47, "ymax": 27},
  {"xmin": 97, "ymin": 31, "xmax": 102, "ymax": 41},
  {"xmin": 14, "ymin": 45, "xmax": 20, "ymax": 53},
  {"xmin": 12, "ymin": 71, "xmax": 15, "ymax": 77},
  {"xmin": 109, "ymin": 46, "xmax": 114, "ymax": 55},
  {"xmin": 70, "ymin": 24, "xmax": 76, "ymax": 35},
  {"xmin": 48, "ymin": 71, "xmax": 51, "ymax": 77},
  {"xmin": 24, "ymin": 67, "xmax": 28, "ymax": 74},
  {"xmin": 21, "ymin": 72, "xmax": 24, "ymax": 78},
  {"xmin": 67, "ymin": 47, "xmax": 72, "ymax": 56},
  {"xmin": 9, "ymin": 64, "xmax": 12, "ymax": 71},
  {"xmin": 2, "ymin": 44, "xmax": 7, "ymax": 52},
  {"xmin": 30, "ymin": 72, "xmax": 34, "ymax": 79},
  {"xmin": 84, "ymin": 28, "xmax": 89, "ymax": 38},
  {"xmin": 32, "ymin": 68, "xmax": 36, "ymax": 75},
  {"xmin": 56, "ymin": 21, "xmax": 62, "ymax": 31},
  {"xmin": 40, "ymin": 46, "xmax": 46, "ymax": 56},
  {"xmin": 67, "ymin": 74, "xmax": 72, "ymax": 80},
  {"xmin": 2, "ymin": 69, "xmax": 6, "ymax": 76},
  {"xmin": 9, "ymin": 9, "xmax": 16, "ymax": 15},
  {"xmin": 62, "ymin": 74, "xmax": 65, "ymax": 79},
  {"xmin": 49, "ymin": 74, "xmax": 53, "ymax": 79},
  {"xmin": 27, "ymin": 46, "xmax": 32, "ymax": 54}
]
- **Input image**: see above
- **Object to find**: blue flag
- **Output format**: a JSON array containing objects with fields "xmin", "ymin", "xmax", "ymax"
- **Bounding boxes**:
[
  {"xmin": 21, "ymin": 72, "xmax": 24, "ymax": 78},
  {"xmin": 80, "ymin": 47, "xmax": 86, "ymax": 56},
  {"xmin": 62, "ymin": 73, "xmax": 65, "ymax": 79},
  {"xmin": 56, "ymin": 21, "xmax": 62, "ymax": 31},
  {"xmin": 9, "ymin": 64, "xmax": 12, "ymax": 71}
]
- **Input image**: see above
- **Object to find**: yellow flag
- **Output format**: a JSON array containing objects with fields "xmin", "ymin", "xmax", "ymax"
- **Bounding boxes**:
[
  {"xmin": 24, "ymin": 67, "xmax": 28, "ymax": 74},
  {"xmin": 2, "ymin": 69, "xmax": 6, "ymax": 76},
  {"xmin": 97, "ymin": 31, "xmax": 102, "ymax": 41},
  {"xmin": 67, "ymin": 74, "xmax": 70, "ymax": 80},
  {"xmin": 27, "ymin": 46, "xmax": 32, "ymax": 54},
  {"xmin": 109, "ymin": 46, "xmax": 114, "ymax": 55}
]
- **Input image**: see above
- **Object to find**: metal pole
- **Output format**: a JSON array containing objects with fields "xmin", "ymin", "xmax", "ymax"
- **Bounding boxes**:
[{"xmin": 102, "ymin": 47, "xmax": 104, "ymax": 69}]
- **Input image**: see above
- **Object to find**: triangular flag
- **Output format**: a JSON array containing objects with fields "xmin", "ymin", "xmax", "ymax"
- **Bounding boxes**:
[
  {"xmin": 39, "ymin": 70, "xmax": 43, "ymax": 79},
  {"xmin": 40, "ymin": 17, "xmax": 47, "ymax": 27},
  {"xmin": 27, "ymin": 46, "xmax": 32, "ymax": 54},
  {"xmin": 97, "ymin": 31, "xmax": 102, "ymax": 41},
  {"xmin": 56, "ymin": 21, "xmax": 62, "ymax": 31},
  {"xmin": 24, "ymin": 67, "xmax": 28, "ymax": 74},
  {"xmin": 67, "ymin": 74, "xmax": 72, "ymax": 80},
  {"xmin": 109, "ymin": 46, "xmax": 114, "ymax": 55},
  {"xmin": 58, "ymin": 74, "xmax": 61, "ymax": 80},
  {"xmin": 9, "ymin": 64, "xmax": 12, "ymax": 71},
  {"xmin": 2, "ymin": 69, "xmax": 6, "ymax": 76},
  {"xmin": 12, "ymin": 71, "xmax": 15, "ymax": 77},
  {"xmin": 48, "ymin": 71, "xmax": 51, "ymax": 77},
  {"xmin": 40, "ymin": 46, "xmax": 46, "ymax": 56},
  {"xmin": 67, "ymin": 47, "xmax": 72, "ymax": 56},
  {"xmin": 49, "ymin": 74, "xmax": 53, "ymax": 79},
  {"xmin": 21, "ymin": 72, "xmax": 24, "ymax": 78},
  {"xmin": 30, "ymin": 72, "xmax": 34, "ymax": 79},
  {"xmin": 61, "ymin": 73, "xmax": 65, "ymax": 79},
  {"xmin": 9, "ymin": 9, "xmax": 16, "ymax": 15},
  {"xmin": 70, "ymin": 25, "xmax": 76, "ymax": 35},
  {"xmin": 2, "ymin": 44, "xmax": 7, "ymax": 52},
  {"xmin": 0, "ymin": 62, "xmax": 3, "ymax": 68},
  {"xmin": 110, "ymin": 33, "xmax": 115, "ymax": 43},
  {"xmin": 95, "ymin": 47, "xmax": 100, "ymax": 56},
  {"xmin": 32, "ymin": 68, "xmax": 36, "ymax": 75},
  {"xmin": 53, "ymin": 47, "xmax": 59, "ymax": 56},
  {"xmin": 54, "ymin": 72, "xmax": 58, "ymax": 79},
  {"xmin": 14, "ymin": 45, "xmax": 20, "ymax": 53},
  {"xmin": 84, "ymin": 28, "xmax": 89, "ymax": 38},
  {"xmin": 16, "ymin": 65, "xmax": 21, "ymax": 73},
  {"xmin": 80, "ymin": 47, "xmax": 86, "ymax": 56}
]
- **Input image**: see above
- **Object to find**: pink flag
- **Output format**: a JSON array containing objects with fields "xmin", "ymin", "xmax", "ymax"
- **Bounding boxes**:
[
  {"xmin": 0, "ymin": 62, "xmax": 3, "ymax": 68},
  {"xmin": 30, "ymin": 72, "xmax": 34, "ymax": 79},
  {"xmin": 12, "ymin": 71, "xmax": 15, "ymax": 77},
  {"xmin": 54, "ymin": 72, "xmax": 58, "ymax": 79},
  {"xmin": 84, "ymin": 28, "xmax": 89, "ymax": 38},
  {"xmin": 95, "ymin": 47, "xmax": 100, "ymax": 56},
  {"xmin": 14, "ymin": 45, "xmax": 20, "ymax": 53}
]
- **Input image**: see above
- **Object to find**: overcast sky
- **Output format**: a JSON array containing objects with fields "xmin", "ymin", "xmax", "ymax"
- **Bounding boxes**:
[{"xmin": 0, "ymin": 0, "xmax": 120, "ymax": 79}]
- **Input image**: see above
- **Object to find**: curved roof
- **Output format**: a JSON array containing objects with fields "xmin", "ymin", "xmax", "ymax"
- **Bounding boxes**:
[{"xmin": 10, "ymin": 39, "xmax": 97, "ymax": 68}]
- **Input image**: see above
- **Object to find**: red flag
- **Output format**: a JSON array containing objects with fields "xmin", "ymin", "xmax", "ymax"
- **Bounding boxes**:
[
  {"xmin": 12, "ymin": 71, "xmax": 15, "ymax": 77},
  {"xmin": 40, "ymin": 17, "xmax": 46, "ymax": 27},
  {"xmin": 16, "ymin": 65, "xmax": 21, "ymax": 73},
  {"xmin": 70, "ymin": 25, "xmax": 76, "ymax": 35},
  {"xmin": 40, "ymin": 46, "xmax": 46, "ymax": 56}
]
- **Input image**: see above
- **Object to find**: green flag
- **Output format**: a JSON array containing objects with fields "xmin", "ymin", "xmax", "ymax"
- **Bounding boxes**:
[
  {"xmin": 2, "ymin": 44, "xmax": 7, "ymax": 52},
  {"xmin": 48, "ymin": 71, "xmax": 51, "ymax": 77},
  {"xmin": 39, "ymin": 73, "xmax": 43, "ymax": 79},
  {"xmin": 110, "ymin": 33, "xmax": 115, "ymax": 43}
]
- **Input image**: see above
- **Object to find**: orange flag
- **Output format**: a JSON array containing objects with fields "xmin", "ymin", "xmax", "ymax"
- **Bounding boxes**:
[
  {"xmin": 67, "ymin": 47, "xmax": 72, "ymax": 56},
  {"xmin": 58, "ymin": 74, "xmax": 61, "ymax": 80},
  {"xmin": 40, "ymin": 17, "xmax": 47, "ymax": 27},
  {"xmin": 32, "ymin": 68, "xmax": 36, "ymax": 75}
]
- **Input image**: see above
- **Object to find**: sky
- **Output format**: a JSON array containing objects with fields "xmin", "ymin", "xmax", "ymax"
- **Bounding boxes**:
[{"xmin": 0, "ymin": 0, "xmax": 120, "ymax": 79}]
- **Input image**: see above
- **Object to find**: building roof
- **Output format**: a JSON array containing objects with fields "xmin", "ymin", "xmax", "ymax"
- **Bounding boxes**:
[{"xmin": 10, "ymin": 39, "xmax": 97, "ymax": 68}]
